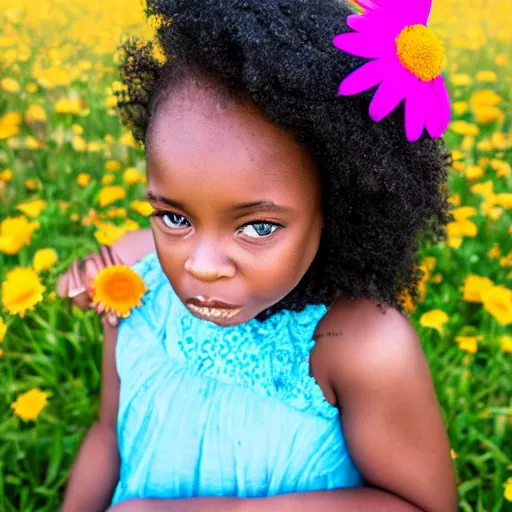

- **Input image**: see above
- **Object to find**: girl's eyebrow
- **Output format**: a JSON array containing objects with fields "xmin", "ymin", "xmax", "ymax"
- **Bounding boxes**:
[{"xmin": 146, "ymin": 191, "xmax": 292, "ymax": 213}]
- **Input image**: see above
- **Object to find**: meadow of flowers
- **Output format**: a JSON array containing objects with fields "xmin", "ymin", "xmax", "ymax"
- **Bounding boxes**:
[{"xmin": 0, "ymin": 0, "xmax": 511, "ymax": 510}]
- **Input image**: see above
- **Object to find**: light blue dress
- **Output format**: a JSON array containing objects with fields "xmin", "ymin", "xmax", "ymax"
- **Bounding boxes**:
[{"xmin": 110, "ymin": 251, "xmax": 363, "ymax": 505}]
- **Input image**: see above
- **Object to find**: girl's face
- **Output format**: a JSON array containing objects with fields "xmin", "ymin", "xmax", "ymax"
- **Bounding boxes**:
[{"xmin": 146, "ymin": 80, "xmax": 324, "ymax": 326}]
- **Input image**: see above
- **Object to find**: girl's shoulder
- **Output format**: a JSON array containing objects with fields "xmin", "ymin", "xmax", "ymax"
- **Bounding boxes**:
[{"xmin": 310, "ymin": 298, "xmax": 416, "ymax": 402}]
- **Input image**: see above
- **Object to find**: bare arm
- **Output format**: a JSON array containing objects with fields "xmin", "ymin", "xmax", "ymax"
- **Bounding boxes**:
[
  {"xmin": 111, "ymin": 228, "xmax": 155, "ymax": 267},
  {"xmin": 61, "ymin": 318, "xmax": 121, "ymax": 512}
]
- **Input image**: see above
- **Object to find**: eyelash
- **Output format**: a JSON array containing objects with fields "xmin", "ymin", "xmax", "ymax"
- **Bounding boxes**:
[{"xmin": 150, "ymin": 209, "xmax": 284, "ymax": 238}]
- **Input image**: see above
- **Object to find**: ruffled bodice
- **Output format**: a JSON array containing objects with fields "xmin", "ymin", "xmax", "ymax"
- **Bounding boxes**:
[{"xmin": 110, "ymin": 251, "xmax": 363, "ymax": 505}]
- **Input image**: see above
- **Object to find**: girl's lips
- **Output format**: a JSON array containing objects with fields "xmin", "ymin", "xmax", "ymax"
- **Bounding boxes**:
[{"xmin": 186, "ymin": 297, "xmax": 240, "ymax": 309}]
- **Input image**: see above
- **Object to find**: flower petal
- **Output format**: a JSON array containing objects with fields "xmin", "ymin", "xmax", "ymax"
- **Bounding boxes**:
[
  {"xmin": 369, "ymin": 60, "xmax": 409, "ymax": 122},
  {"xmin": 338, "ymin": 58, "xmax": 388, "ymax": 96},
  {"xmin": 346, "ymin": 12, "xmax": 404, "ymax": 37},
  {"xmin": 425, "ymin": 76, "xmax": 451, "ymax": 138},
  {"xmin": 404, "ymin": 77, "xmax": 426, "ymax": 142},
  {"xmin": 333, "ymin": 32, "xmax": 394, "ymax": 59}
]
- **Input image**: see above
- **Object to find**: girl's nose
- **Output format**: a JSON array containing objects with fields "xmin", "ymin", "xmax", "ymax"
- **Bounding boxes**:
[{"xmin": 184, "ymin": 240, "xmax": 236, "ymax": 281}]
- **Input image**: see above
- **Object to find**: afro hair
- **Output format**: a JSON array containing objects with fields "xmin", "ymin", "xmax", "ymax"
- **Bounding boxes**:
[{"xmin": 115, "ymin": 0, "xmax": 454, "ymax": 321}]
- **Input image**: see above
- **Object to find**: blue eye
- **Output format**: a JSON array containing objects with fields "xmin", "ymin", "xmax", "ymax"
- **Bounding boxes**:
[{"xmin": 238, "ymin": 222, "xmax": 280, "ymax": 238}]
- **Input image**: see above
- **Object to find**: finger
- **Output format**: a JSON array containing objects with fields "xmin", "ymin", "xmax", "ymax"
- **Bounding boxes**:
[
  {"xmin": 111, "ymin": 249, "xmax": 125, "ymax": 266},
  {"xmin": 100, "ymin": 245, "xmax": 115, "ymax": 267},
  {"xmin": 68, "ymin": 261, "xmax": 87, "ymax": 298},
  {"xmin": 57, "ymin": 273, "xmax": 70, "ymax": 298}
]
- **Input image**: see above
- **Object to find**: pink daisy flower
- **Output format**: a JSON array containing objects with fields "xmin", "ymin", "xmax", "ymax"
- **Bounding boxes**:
[{"xmin": 333, "ymin": 0, "xmax": 451, "ymax": 142}]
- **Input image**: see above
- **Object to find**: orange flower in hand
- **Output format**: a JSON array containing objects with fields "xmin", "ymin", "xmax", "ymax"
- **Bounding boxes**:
[{"xmin": 90, "ymin": 265, "xmax": 147, "ymax": 324}]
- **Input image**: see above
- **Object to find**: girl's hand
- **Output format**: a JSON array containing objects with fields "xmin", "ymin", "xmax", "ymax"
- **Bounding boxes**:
[{"xmin": 57, "ymin": 245, "xmax": 124, "ymax": 327}]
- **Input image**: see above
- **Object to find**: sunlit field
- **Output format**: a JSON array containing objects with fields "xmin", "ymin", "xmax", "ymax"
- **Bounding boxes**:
[{"xmin": 0, "ymin": 0, "xmax": 511, "ymax": 510}]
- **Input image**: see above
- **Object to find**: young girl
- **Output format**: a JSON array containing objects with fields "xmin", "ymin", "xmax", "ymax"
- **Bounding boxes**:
[{"xmin": 58, "ymin": 0, "xmax": 458, "ymax": 510}]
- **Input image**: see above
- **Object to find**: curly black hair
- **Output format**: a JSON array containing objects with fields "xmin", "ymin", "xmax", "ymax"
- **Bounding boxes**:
[{"xmin": 115, "ymin": 0, "xmax": 454, "ymax": 322}]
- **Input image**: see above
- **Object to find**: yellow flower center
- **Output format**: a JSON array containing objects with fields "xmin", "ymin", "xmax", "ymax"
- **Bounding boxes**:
[{"xmin": 396, "ymin": 25, "xmax": 446, "ymax": 82}]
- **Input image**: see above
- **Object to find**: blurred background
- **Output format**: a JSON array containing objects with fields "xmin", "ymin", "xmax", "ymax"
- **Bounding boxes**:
[{"xmin": 0, "ymin": 0, "xmax": 510, "ymax": 510}]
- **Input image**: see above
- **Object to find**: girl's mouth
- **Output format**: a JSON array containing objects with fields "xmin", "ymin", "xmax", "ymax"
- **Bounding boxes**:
[{"xmin": 186, "ymin": 303, "xmax": 242, "ymax": 321}]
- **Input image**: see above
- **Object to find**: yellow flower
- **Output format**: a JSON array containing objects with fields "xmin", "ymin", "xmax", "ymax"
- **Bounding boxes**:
[
  {"xmin": 123, "ymin": 219, "xmax": 140, "ymax": 231},
  {"xmin": 123, "ymin": 167, "xmax": 146, "ymax": 185},
  {"xmin": 476, "ymin": 70, "xmax": 497, "ymax": 82},
  {"xmin": 451, "ymin": 149, "xmax": 464, "ymax": 162},
  {"xmin": 25, "ymin": 179, "xmax": 38, "ymax": 190},
  {"xmin": 500, "ymin": 336, "xmax": 512, "ymax": 354},
  {"xmin": 120, "ymin": 131, "xmax": 138, "ymax": 148},
  {"xmin": 98, "ymin": 186, "xmax": 126, "ymax": 207},
  {"xmin": 33, "ymin": 248, "xmax": 59, "ymax": 272},
  {"xmin": 490, "ymin": 160, "xmax": 511, "ymax": 178},
  {"xmin": 88, "ymin": 141, "xmax": 103, "ymax": 153},
  {"xmin": 23, "ymin": 136, "xmax": 43, "ymax": 150},
  {"xmin": 481, "ymin": 286, "xmax": 512, "ymax": 326},
  {"xmin": 26, "ymin": 82, "xmax": 38, "ymax": 93},
  {"xmin": 1, "ymin": 77, "xmax": 20, "ymax": 93},
  {"xmin": 450, "ymin": 73, "xmax": 472, "ymax": 86},
  {"xmin": 494, "ymin": 194, "xmax": 512, "ymax": 209},
  {"xmin": 446, "ymin": 219, "xmax": 477, "ymax": 238},
  {"xmin": 101, "ymin": 174, "xmax": 115, "ymax": 185},
  {"xmin": 2, "ymin": 267, "xmax": 46, "ymax": 317},
  {"xmin": 91, "ymin": 265, "xmax": 147, "ymax": 318},
  {"xmin": 462, "ymin": 275, "xmax": 494, "ymax": 303},
  {"xmin": 470, "ymin": 90, "xmax": 502, "ymax": 109},
  {"xmin": 431, "ymin": 273, "xmax": 443, "ymax": 284},
  {"xmin": 72, "ymin": 135, "xmax": 87, "ymax": 152},
  {"xmin": 16, "ymin": 199, "xmax": 47, "ymax": 218},
  {"xmin": 77, "ymin": 173, "xmax": 91, "ymax": 187},
  {"xmin": 447, "ymin": 193, "xmax": 461, "ymax": 206},
  {"xmin": 25, "ymin": 104, "xmax": 47, "ymax": 125},
  {"xmin": 450, "ymin": 206, "xmax": 478, "ymax": 221},
  {"xmin": 488, "ymin": 245, "xmax": 500, "ymax": 259},
  {"xmin": 0, "ymin": 216, "xmax": 40, "ymax": 255},
  {"xmin": 104, "ymin": 207, "xmax": 127, "ymax": 219},
  {"xmin": 500, "ymin": 251, "xmax": 512, "ymax": 268},
  {"xmin": 505, "ymin": 477, "xmax": 512, "ymax": 502},
  {"xmin": 450, "ymin": 449, "xmax": 457, "ymax": 460},
  {"xmin": 473, "ymin": 105, "xmax": 504, "ymax": 124},
  {"xmin": 0, "ymin": 317, "xmax": 7, "ymax": 342},
  {"xmin": 94, "ymin": 221, "xmax": 127, "ymax": 246},
  {"xmin": 455, "ymin": 336, "xmax": 478, "ymax": 354},
  {"xmin": 105, "ymin": 95, "xmax": 117, "ymax": 108},
  {"xmin": 72, "ymin": 124, "xmax": 84, "ymax": 135},
  {"xmin": 461, "ymin": 136, "xmax": 475, "ymax": 151},
  {"xmin": 449, "ymin": 121, "xmax": 479, "ymax": 136},
  {"xmin": 419, "ymin": 309, "xmax": 449, "ymax": 334},
  {"xmin": 130, "ymin": 200, "xmax": 154, "ymax": 216},
  {"xmin": 471, "ymin": 180, "xmax": 493, "ymax": 198},
  {"xmin": 452, "ymin": 101, "xmax": 468, "ymax": 116},
  {"xmin": 0, "ymin": 112, "xmax": 21, "ymax": 139},
  {"xmin": 0, "ymin": 169, "xmax": 13, "ymax": 182},
  {"xmin": 495, "ymin": 54, "xmax": 509, "ymax": 66},
  {"xmin": 105, "ymin": 160, "xmax": 121, "ymax": 172},
  {"xmin": 54, "ymin": 97, "xmax": 89, "ymax": 115},
  {"xmin": 491, "ymin": 132, "xmax": 511, "ymax": 150},
  {"xmin": 11, "ymin": 388, "xmax": 50, "ymax": 422},
  {"xmin": 477, "ymin": 138, "xmax": 493, "ymax": 152}
]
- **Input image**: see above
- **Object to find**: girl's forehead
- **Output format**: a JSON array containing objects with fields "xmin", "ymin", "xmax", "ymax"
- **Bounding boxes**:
[{"xmin": 146, "ymin": 83, "xmax": 321, "ymax": 201}]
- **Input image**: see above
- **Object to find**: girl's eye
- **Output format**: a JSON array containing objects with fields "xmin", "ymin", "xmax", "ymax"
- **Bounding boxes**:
[
  {"xmin": 152, "ymin": 211, "xmax": 190, "ymax": 229},
  {"xmin": 151, "ymin": 210, "xmax": 282, "ymax": 238},
  {"xmin": 237, "ymin": 222, "xmax": 281, "ymax": 239}
]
